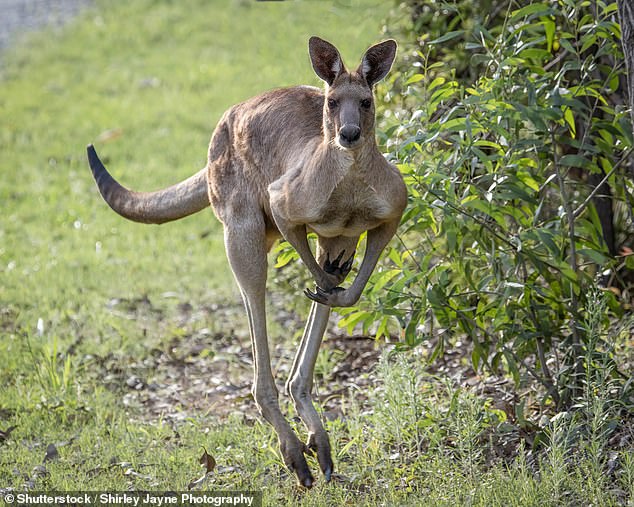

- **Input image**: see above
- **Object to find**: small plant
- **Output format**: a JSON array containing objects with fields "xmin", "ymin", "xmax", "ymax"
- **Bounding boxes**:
[
  {"xmin": 24, "ymin": 331, "xmax": 77, "ymax": 412},
  {"xmin": 370, "ymin": 352, "xmax": 506, "ymax": 469},
  {"xmin": 372, "ymin": 351, "xmax": 427, "ymax": 455}
]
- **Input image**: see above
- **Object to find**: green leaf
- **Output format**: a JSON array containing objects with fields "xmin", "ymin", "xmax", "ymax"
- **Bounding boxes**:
[
  {"xmin": 580, "ymin": 34, "xmax": 597, "ymax": 53},
  {"xmin": 543, "ymin": 18, "xmax": 556, "ymax": 52},
  {"xmin": 338, "ymin": 310, "xmax": 372, "ymax": 335},
  {"xmin": 559, "ymin": 37, "xmax": 575, "ymax": 53},
  {"xmin": 519, "ymin": 48, "xmax": 551, "ymax": 61},
  {"xmin": 371, "ymin": 269, "xmax": 401, "ymax": 294},
  {"xmin": 428, "ymin": 30, "xmax": 464, "ymax": 45},
  {"xmin": 471, "ymin": 345, "xmax": 482, "ymax": 371},
  {"xmin": 559, "ymin": 154, "xmax": 590, "ymax": 168},
  {"xmin": 273, "ymin": 243, "xmax": 298, "ymax": 268},
  {"xmin": 516, "ymin": 170, "xmax": 540, "ymax": 192},
  {"xmin": 578, "ymin": 248, "xmax": 609, "ymax": 265},
  {"xmin": 618, "ymin": 116, "xmax": 634, "ymax": 146},
  {"xmin": 563, "ymin": 108, "xmax": 576, "ymax": 137},
  {"xmin": 406, "ymin": 73, "xmax": 424, "ymax": 85},
  {"xmin": 535, "ymin": 229, "xmax": 560, "ymax": 256},
  {"xmin": 510, "ymin": 3, "xmax": 553, "ymax": 22},
  {"xmin": 428, "ymin": 76, "xmax": 446, "ymax": 91},
  {"xmin": 504, "ymin": 349, "xmax": 521, "ymax": 386}
]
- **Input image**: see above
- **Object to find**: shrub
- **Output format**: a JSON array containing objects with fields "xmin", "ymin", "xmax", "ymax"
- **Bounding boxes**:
[{"xmin": 341, "ymin": 0, "xmax": 634, "ymax": 408}]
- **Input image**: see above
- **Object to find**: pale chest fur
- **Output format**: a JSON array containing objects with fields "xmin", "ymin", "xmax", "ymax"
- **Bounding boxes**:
[
  {"xmin": 268, "ymin": 144, "xmax": 406, "ymax": 239},
  {"xmin": 307, "ymin": 167, "xmax": 400, "ymax": 238}
]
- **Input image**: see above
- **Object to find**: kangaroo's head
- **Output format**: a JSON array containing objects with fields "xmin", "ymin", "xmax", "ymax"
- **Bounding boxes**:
[{"xmin": 309, "ymin": 36, "xmax": 397, "ymax": 150}]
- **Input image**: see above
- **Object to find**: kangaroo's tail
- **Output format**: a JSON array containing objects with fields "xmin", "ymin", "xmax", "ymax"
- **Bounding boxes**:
[{"xmin": 87, "ymin": 145, "xmax": 209, "ymax": 224}]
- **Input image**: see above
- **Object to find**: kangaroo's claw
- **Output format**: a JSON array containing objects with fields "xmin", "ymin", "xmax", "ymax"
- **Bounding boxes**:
[
  {"xmin": 323, "ymin": 251, "xmax": 354, "ymax": 279},
  {"xmin": 304, "ymin": 286, "xmax": 350, "ymax": 307},
  {"xmin": 304, "ymin": 286, "xmax": 339, "ymax": 305}
]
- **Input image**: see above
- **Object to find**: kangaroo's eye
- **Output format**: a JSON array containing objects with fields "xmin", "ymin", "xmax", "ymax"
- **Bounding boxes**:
[
  {"xmin": 360, "ymin": 98, "xmax": 372, "ymax": 109},
  {"xmin": 327, "ymin": 98, "xmax": 339, "ymax": 109}
]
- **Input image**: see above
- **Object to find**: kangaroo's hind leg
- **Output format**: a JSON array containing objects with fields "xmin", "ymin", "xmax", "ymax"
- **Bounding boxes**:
[
  {"xmin": 286, "ymin": 235, "xmax": 358, "ymax": 481},
  {"xmin": 222, "ymin": 205, "xmax": 314, "ymax": 488}
]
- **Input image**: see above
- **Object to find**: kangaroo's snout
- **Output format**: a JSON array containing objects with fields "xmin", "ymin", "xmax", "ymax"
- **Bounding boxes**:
[{"xmin": 338, "ymin": 124, "xmax": 361, "ymax": 148}]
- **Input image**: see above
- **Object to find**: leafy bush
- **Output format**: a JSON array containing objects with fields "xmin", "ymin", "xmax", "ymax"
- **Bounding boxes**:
[{"xmin": 341, "ymin": 0, "xmax": 634, "ymax": 408}]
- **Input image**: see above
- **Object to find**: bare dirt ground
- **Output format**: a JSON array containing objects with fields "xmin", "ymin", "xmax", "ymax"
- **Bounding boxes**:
[
  {"xmin": 90, "ymin": 295, "xmax": 389, "ymax": 424},
  {"xmin": 88, "ymin": 291, "xmax": 632, "ymax": 476},
  {"xmin": 88, "ymin": 291, "xmax": 521, "ymax": 445}
]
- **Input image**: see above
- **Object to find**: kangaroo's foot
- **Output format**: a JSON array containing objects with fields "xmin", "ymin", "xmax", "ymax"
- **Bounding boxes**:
[
  {"xmin": 305, "ymin": 250, "xmax": 355, "ymax": 304},
  {"xmin": 307, "ymin": 431, "xmax": 334, "ymax": 482},
  {"xmin": 280, "ymin": 434, "xmax": 314, "ymax": 488}
]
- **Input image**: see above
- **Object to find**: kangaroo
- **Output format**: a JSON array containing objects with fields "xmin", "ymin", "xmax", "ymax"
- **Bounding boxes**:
[{"xmin": 87, "ymin": 36, "xmax": 407, "ymax": 487}]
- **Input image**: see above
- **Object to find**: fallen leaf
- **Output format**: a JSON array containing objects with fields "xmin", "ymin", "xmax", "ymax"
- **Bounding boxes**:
[
  {"xmin": 199, "ymin": 447, "xmax": 216, "ymax": 473},
  {"xmin": 187, "ymin": 447, "xmax": 216, "ymax": 490},
  {"xmin": 25, "ymin": 464, "xmax": 49, "ymax": 488},
  {"xmin": 123, "ymin": 468, "xmax": 153, "ymax": 481},
  {"xmin": 96, "ymin": 128, "xmax": 123, "ymax": 143},
  {"xmin": 126, "ymin": 376, "xmax": 145, "ymax": 390},
  {"xmin": 32, "ymin": 465, "xmax": 48, "ymax": 478}
]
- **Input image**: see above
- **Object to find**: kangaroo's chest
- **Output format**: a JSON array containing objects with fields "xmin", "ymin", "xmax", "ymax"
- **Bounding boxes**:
[{"xmin": 307, "ymin": 177, "xmax": 394, "ymax": 238}]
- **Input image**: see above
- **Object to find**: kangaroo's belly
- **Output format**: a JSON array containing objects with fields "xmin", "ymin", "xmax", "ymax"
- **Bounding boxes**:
[
  {"xmin": 308, "ymin": 219, "xmax": 372, "ymax": 238},
  {"xmin": 308, "ymin": 197, "xmax": 394, "ymax": 238}
]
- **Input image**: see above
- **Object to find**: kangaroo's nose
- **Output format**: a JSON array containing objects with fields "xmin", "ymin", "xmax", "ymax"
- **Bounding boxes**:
[{"xmin": 339, "ymin": 124, "xmax": 361, "ymax": 146}]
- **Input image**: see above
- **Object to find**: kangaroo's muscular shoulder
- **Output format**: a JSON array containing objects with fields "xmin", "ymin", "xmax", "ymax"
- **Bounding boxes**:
[
  {"xmin": 219, "ymin": 86, "xmax": 324, "ymax": 170},
  {"xmin": 206, "ymin": 86, "xmax": 325, "ymax": 221}
]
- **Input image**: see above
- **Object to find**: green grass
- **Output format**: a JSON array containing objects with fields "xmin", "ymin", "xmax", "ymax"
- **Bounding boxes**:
[{"xmin": 1, "ymin": 0, "xmax": 633, "ymax": 505}]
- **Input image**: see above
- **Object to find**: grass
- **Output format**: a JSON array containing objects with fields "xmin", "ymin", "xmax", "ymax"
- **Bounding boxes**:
[{"xmin": 1, "ymin": 0, "xmax": 633, "ymax": 505}]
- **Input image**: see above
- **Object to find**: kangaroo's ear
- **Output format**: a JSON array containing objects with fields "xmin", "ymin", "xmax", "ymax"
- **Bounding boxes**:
[
  {"xmin": 309, "ymin": 36, "xmax": 345, "ymax": 86},
  {"xmin": 358, "ymin": 39, "xmax": 397, "ymax": 87}
]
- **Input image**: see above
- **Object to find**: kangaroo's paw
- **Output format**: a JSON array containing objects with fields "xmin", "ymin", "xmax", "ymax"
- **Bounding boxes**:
[
  {"xmin": 304, "ymin": 286, "xmax": 357, "ymax": 308},
  {"xmin": 304, "ymin": 286, "xmax": 340, "ymax": 306},
  {"xmin": 323, "ymin": 251, "xmax": 354, "ymax": 279}
]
